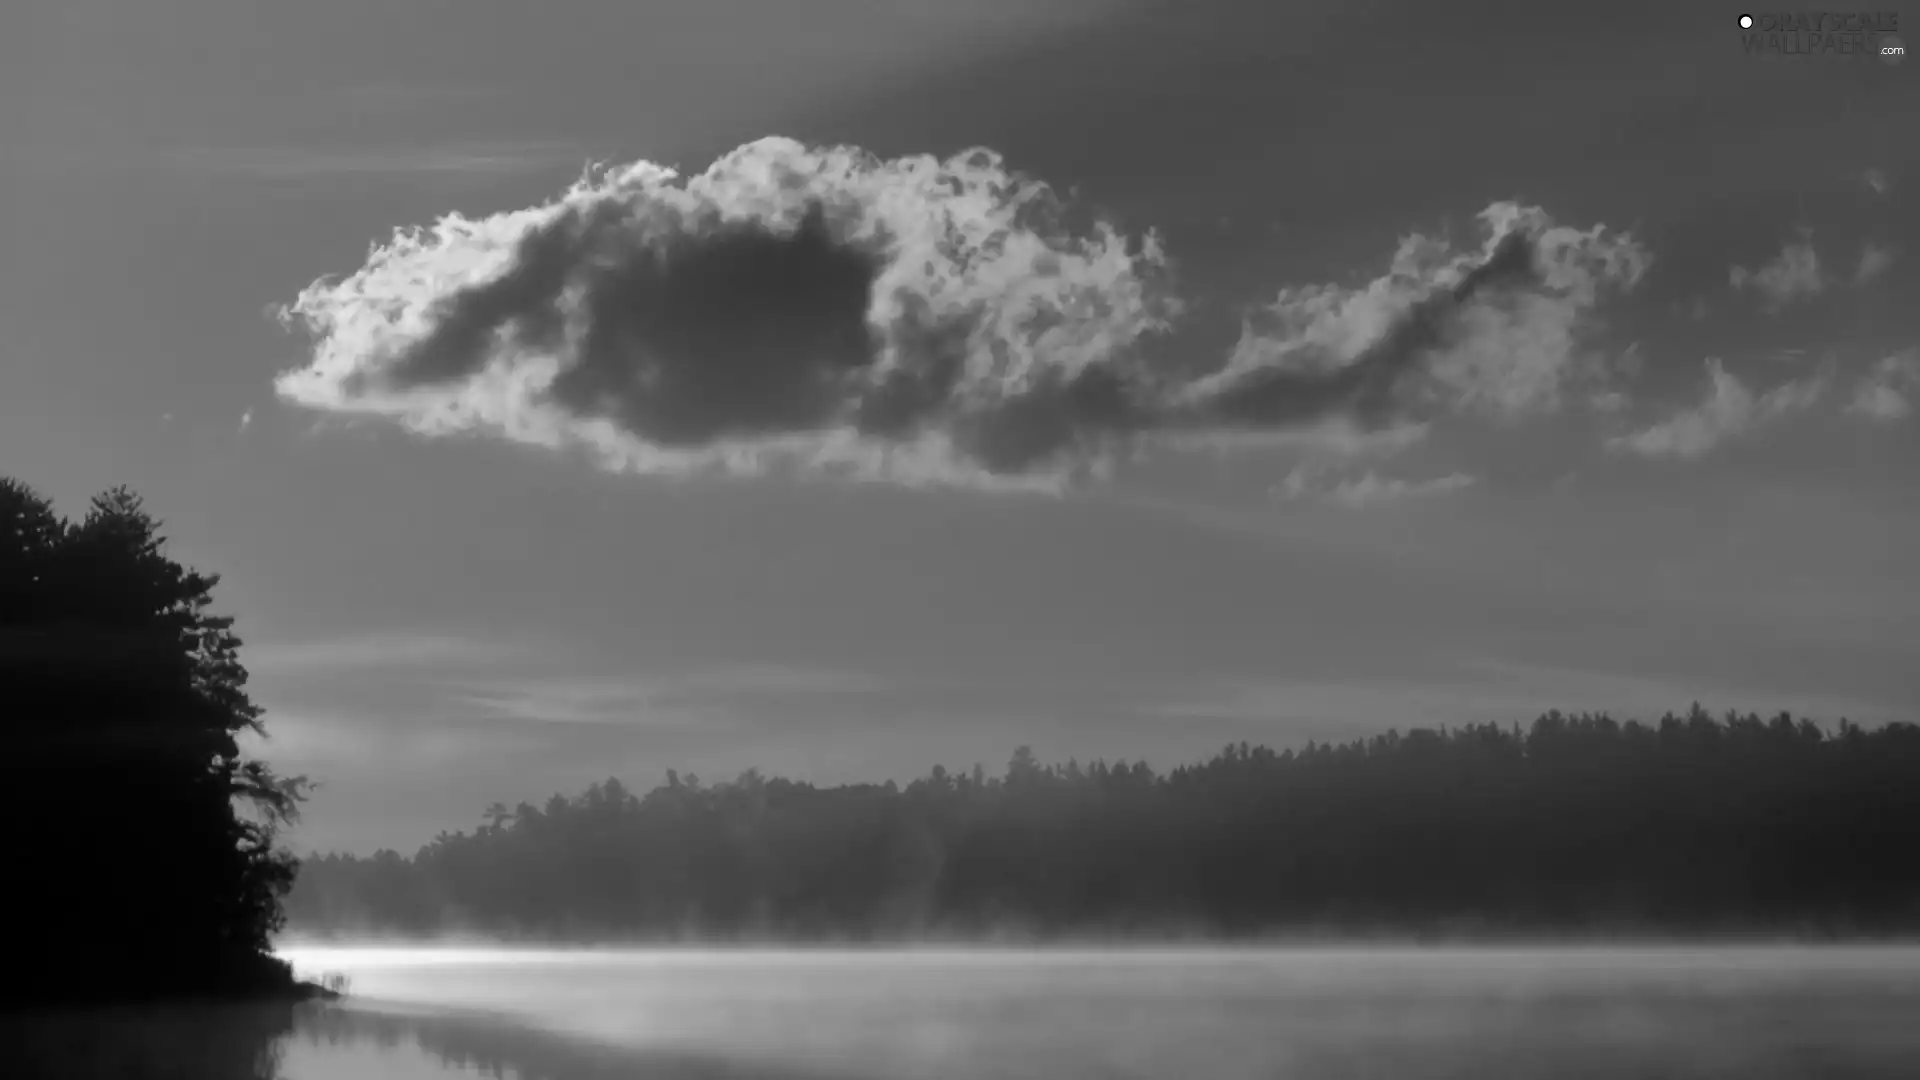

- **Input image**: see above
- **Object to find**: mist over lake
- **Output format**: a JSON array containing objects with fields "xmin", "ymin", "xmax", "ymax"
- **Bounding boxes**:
[{"xmin": 254, "ymin": 945, "xmax": 1920, "ymax": 1079}]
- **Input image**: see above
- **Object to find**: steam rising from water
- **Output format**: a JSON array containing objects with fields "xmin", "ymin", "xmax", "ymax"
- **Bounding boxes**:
[{"xmin": 277, "ymin": 944, "xmax": 1920, "ymax": 1080}]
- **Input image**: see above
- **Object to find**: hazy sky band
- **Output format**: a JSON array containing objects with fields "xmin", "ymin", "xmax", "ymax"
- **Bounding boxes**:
[{"xmin": 4, "ymin": 0, "xmax": 1914, "ymax": 854}]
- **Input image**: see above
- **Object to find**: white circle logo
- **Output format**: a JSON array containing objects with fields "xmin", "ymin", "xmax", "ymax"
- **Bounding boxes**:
[{"xmin": 1739, "ymin": 14, "xmax": 1754, "ymax": 29}]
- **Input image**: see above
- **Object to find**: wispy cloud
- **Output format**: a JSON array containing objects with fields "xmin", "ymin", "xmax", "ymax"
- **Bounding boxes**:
[
  {"xmin": 1238, "ymin": 415, "xmax": 1468, "ymax": 508},
  {"xmin": 1140, "ymin": 667, "xmax": 1682, "ymax": 732},
  {"xmin": 1274, "ymin": 467, "xmax": 1474, "ymax": 508},
  {"xmin": 1146, "ymin": 659, "xmax": 1906, "ymax": 733},
  {"xmin": 449, "ymin": 677, "xmax": 708, "ymax": 727},
  {"xmin": 1151, "ymin": 418, "xmax": 1430, "ymax": 459},
  {"xmin": 446, "ymin": 665, "xmax": 890, "ymax": 726},
  {"xmin": 1855, "ymin": 242, "xmax": 1895, "ymax": 286},
  {"xmin": 247, "ymin": 632, "xmax": 534, "ymax": 675},
  {"xmin": 1730, "ymin": 233, "xmax": 1824, "ymax": 312},
  {"xmin": 1864, "ymin": 167, "xmax": 1893, "ymax": 196},
  {"xmin": 1447, "ymin": 658, "xmax": 1904, "ymax": 727},
  {"xmin": 242, "ymin": 705, "xmax": 487, "ymax": 767},
  {"xmin": 1586, "ymin": 343, "xmax": 1644, "ymax": 411},
  {"xmin": 326, "ymin": 80, "xmax": 504, "ymax": 113},
  {"xmin": 166, "ymin": 140, "xmax": 584, "ymax": 179},
  {"xmin": 1203, "ymin": 202, "xmax": 1648, "ymax": 422},
  {"xmin": 238, "ymin": 408, "xmax": 254, "ymax": 433},
  {"xmin": 1847, "ymin": 349, "xmax": 1920, "ymax": 422},
  {"xmin": 1606, "ymin": 357, "xmax": 1827, "ymax": 460}
]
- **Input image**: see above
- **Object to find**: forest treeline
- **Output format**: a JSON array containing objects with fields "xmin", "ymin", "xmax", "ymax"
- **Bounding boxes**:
[
  {"xmin": 1, "ymin": 478, "xmax": 308, "ymax": 1006},
  {"xmin": 288, "ymin": 708, "xmax": 1920, "ymax": 941}
]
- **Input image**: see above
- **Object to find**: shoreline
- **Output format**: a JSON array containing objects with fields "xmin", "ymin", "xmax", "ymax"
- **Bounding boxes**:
[
  {"xmin": 0, "ymin": 978, "xmax": 341, "ymax": 1017},
  {"xmin": 275, "ymin": 929, "xmax": 1920, "ymax": 953}
]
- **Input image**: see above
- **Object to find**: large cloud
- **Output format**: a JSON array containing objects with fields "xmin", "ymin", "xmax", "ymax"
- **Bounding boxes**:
[
  {"xmin": 278, "ymin": 137, "xmax": 1177, "ymax": 489},
  {"xmin": 276, "ymin": 138, "xmax": 1648, "ymax": 489}
]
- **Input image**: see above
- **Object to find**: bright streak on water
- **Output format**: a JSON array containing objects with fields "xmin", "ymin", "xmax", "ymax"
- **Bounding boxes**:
[{"xmin": 276, "ymin": 945, "xmax": 1920, "ymax": 1079}]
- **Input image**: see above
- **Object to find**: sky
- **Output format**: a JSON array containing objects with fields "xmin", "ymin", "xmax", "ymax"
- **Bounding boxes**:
[{"xmin": 4, "ymin": 0, "xmax": 1916, "ymax": 854}]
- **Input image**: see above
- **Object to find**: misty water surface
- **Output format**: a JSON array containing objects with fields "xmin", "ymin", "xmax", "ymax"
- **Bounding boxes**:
[{"xmin": 255, "ymin": 945, "xmax": 1920, "ymax": 1079}]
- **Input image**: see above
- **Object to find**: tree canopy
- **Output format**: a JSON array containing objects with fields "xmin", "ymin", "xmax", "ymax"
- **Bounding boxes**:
[
  {"xmin": 289, "ymin": 706, "xmax": 1920, "ymax": 942},
  {"xmin": 2, "ymin": 478, "xmax": 307, "ymax": 1005}
]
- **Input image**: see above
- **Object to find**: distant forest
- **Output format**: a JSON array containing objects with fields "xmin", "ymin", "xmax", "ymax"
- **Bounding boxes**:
[
  {"xmin": 2, "ymin": 478, "xmax": 309, "ymax": 1006},
  {"xmin": 9, "ymin": 474, "xmax": 1918, "ymax": 969},
  {"xmin": 288, "ymin": 708, "xmax": 1920, "ymax": 940}
]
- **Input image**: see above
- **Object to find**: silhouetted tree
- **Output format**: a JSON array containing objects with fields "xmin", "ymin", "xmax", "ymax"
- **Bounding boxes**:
[{"xmin": 2, "ymin": 478, "xmax": 308, "ymax": 1006}]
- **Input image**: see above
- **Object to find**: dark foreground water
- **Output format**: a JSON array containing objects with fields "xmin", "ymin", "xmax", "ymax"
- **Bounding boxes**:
[{"xmin": 10, "ymin": 946, "xmax": 1920, "ymax": 1079}]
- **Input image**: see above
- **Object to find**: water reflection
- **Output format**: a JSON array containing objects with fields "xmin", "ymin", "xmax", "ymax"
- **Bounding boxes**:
[
  {"xmin": 4, "ymin": 1002, "xmax": 298, "ymax": 1080},
  {"xmin": 10, "ymin": 948, "xmax": 1920, "ymax": 1080},
  {"xmin": 4, "ymin": 1000, "xmax": 840, "ymax": 1080},
  {"xmin": 291, "ymin": 1003, "xmax": 842, "ymax": 1080}
]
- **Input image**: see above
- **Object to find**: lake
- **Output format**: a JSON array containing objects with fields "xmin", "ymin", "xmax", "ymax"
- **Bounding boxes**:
[{"xmin": 14, "ymin": 946, "xmax": 1920, "ymax": 1079}]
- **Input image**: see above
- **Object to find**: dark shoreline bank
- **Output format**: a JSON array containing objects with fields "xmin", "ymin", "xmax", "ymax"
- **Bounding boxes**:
[{"xmin": 0, "ymin": 971, "xmax": 340, "ymax": 1018}]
